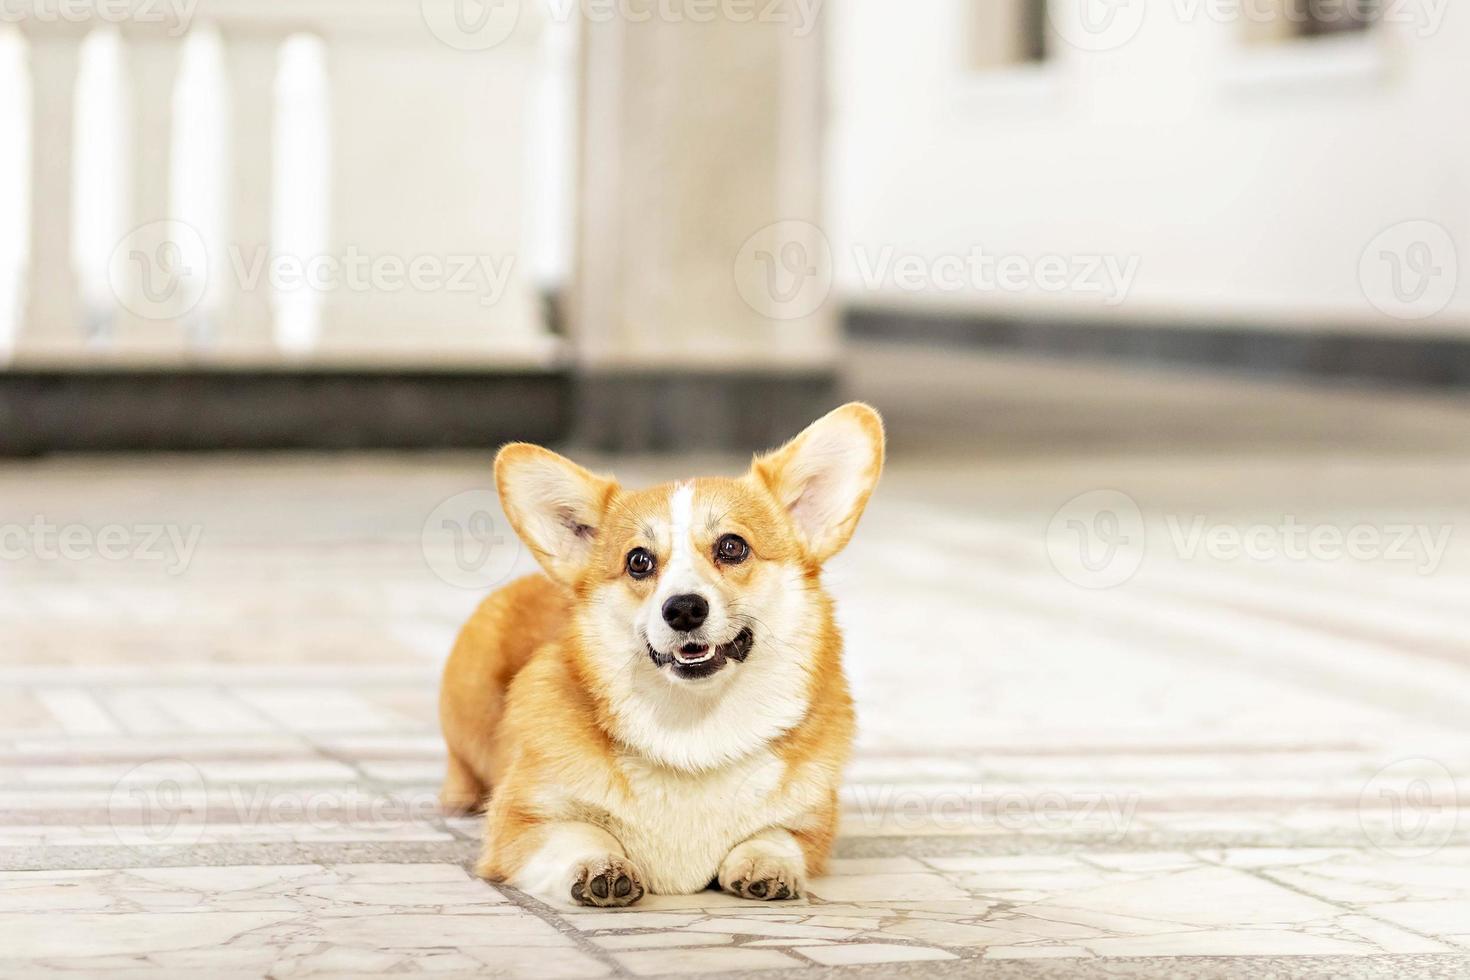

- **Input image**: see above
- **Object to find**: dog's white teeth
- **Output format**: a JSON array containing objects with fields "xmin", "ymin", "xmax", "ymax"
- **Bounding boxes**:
[{"xmin": 672, "ymin": 646, "xmax": 714, "ymax": 665}]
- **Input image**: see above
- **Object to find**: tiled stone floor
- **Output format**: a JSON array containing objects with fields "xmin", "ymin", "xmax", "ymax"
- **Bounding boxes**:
[{"xmin": 3, "ymin": 345, "xmax": 1470, "ymax": 977}]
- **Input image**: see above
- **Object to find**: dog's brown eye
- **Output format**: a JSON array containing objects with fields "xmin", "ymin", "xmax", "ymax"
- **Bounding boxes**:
[
  {"xmin": 714, "ymin": 534, "xmax": 750, "ymax": 565},
  {"xmin": 626, "ymin": 548, "xmax": 656, "ymax": 579}
]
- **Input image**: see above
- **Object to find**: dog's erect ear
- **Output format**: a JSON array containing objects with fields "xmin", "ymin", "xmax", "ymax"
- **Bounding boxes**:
[
  {"xmin": 751, "ymin": 403, "xmax": 885, "ymax": 563},
  {"xmin": 495, "ymin": 444, "xmax": 618, "ymax": 586}
]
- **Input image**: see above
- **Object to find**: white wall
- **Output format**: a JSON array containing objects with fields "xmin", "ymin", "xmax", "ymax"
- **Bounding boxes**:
[{"xmin": 827, "ymin": 0, "xmax": 1470, "ymax": 335}]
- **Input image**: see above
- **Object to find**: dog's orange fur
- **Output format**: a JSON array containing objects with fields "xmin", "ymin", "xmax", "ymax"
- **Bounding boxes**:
[{"xmin": 438, "ymin": 403, "xmax": 884, "ymax": 904}]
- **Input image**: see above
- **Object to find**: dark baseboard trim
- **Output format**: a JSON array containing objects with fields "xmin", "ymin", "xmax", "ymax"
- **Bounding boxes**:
[
  {"xmin": 846, "ymin": 309, "xmax": 1470, "ymax": 388},
  {"xmin": 0, "ymin": 369, "xmax": 571, "ymax": 455},
  {"xmin": 573, "ymin": 369, "xmax": 840, "ymax": 453},
  {"xmin": 0, "ymin": 366, "xmax": 840, "ymax": 455}
]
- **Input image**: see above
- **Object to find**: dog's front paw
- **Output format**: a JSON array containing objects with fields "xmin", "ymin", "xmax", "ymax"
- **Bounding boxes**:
[
  {"xmin": 570, "ymin": 855, "xmax": 645, "ymax": 907},
  {"xmin": 719, "ymin": 842, "xmax": 802, "ymax": 901}
]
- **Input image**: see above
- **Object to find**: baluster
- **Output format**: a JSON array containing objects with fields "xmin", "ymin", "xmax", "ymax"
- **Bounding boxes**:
[
  {"xmin": 111, "ymin": 24, "xmax": 187, "ymax": 357},
  {"xmin": 314, "ymin": 11, "xmax": 547, "ymax": 364},
  {"xmin": 216, "ymin": 27, "xmax": 280, "ymax": 359},
  {"xmin": 16, "ymin": 23, "xmax": 85, "ymax": 359}
]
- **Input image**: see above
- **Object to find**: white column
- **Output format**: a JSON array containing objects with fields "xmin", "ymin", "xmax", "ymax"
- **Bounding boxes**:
[
  {"xmin": 16, "ymin": 24, "xmax": 84, "ymax": 358},
  {"xmin": 570, "ymin": 6, "xmax": 837, "ymax": 370},
  {"xmin": 111, "ymin": 27, "xmax": 188, "ymax": 356},
  {"xmin": 313, "ymin": 15, "xmax": 549, "ymax": 365},
  {"xmin": 216, "ymin": 28, "xmax": 279, "ymax": 358}
]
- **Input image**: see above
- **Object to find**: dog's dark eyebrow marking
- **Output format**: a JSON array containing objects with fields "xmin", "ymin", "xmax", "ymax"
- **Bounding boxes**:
[
  {"xmin": 639, "ymin": 519, "xmax": 656, "ymax": 541},
  {"xmin": 706, "ymin": 506, "xmax": 732, "ymax": 533}
]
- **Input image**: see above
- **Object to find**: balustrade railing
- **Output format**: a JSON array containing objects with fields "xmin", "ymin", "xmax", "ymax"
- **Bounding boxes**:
[{"xmin": 3, "ymin": 0, "xmax": 562, "ymax": 368}]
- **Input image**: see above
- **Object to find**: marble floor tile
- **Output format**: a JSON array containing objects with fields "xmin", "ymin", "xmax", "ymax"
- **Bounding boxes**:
[
  {"xmin": 6, "ymin": 357, "xmax": 1470, "ymax": 976},
  {"xmin": 796, "ymin": 943, "xmax": 958, "ymax": 965},
  {"xmin": 1079, "ymin": 930, "xmax": 1381, "ymax": 957},
  {"xmin": 611, "ymin": 946, "xmax": 805, "ymax": 975},
  {"xmin": 804, "ymin": 873, "xmax": 971, "ymax": 903},
  {"xmin": 591, "ymin": 932, "xmax": 734, "ymax": 950}
]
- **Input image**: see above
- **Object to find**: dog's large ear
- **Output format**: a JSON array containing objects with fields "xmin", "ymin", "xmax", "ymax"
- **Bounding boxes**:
[
  {"xmin": 751, "ymin": 403, "xmax": 885, "ymax": 563},
  {"xmin": 495, "ymin": 444, "xmax": 618, "ymax": 585}
]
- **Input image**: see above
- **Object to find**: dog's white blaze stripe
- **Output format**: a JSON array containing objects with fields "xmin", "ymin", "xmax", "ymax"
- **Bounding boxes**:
[{"xmin": 660, "ymin": 482, "xmax": 698, "ymax": 599}]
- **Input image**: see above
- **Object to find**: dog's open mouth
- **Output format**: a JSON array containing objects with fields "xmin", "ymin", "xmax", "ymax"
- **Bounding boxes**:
[{"xmin": 648, "ymin": 628, "xmax": 754, "ymax": 680}]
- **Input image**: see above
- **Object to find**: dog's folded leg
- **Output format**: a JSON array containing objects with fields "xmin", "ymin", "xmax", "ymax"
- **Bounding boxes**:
[
  {"xmin": 490, "ymin": 821, "xmax": 646, "ymax": 908},
  {"xmin": 718, "ymin": 828, "xmax": 806, "ymax": 901}
]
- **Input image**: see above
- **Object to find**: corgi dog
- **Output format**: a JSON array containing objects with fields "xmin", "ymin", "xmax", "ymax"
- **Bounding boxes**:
[{"xmin": 438, "ymin": 403, "xmax": 884, "ymax": 906}]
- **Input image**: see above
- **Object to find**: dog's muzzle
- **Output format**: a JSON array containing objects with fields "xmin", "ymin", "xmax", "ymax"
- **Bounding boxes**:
[{"xmin": 647, "ymin": 627, "xmax": 754, "ymax": 680}]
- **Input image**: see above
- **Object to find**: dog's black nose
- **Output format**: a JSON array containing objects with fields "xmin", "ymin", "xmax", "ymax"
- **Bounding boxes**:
[{"xmin": 662, "ymin": 593, "xmax": 709, "ymax": 631}]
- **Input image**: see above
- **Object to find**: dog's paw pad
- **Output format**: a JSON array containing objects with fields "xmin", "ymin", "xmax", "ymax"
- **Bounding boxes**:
[
  {"xmin": 720, "ymin": 854, "xmax": 802, "ymax": 902},
  {"xmin": 570, "ymin": 856, "xmax": 645, "ymax": 907}
]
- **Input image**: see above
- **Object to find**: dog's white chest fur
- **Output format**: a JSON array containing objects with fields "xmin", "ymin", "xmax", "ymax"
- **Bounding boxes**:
[{"xmin": 604, "ymin": 751, "xmax": 791, "ymax": 894}]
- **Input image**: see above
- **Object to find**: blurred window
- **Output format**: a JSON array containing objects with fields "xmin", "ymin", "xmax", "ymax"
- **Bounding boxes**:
[
  {"xmin": 968, "ymin": 0, "xmax": 1048, "ymax": 70},
  {"xmin": 1244, "ymin": 0, "xmax": 1380, "ymax": 44}
]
